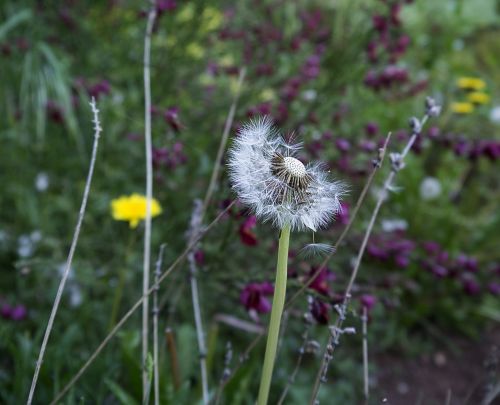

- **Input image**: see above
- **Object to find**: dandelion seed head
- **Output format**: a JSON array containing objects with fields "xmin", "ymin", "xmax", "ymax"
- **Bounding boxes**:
[{"xmin": 228, "ymin": 117, "xmax": 345, "ymax": 232}]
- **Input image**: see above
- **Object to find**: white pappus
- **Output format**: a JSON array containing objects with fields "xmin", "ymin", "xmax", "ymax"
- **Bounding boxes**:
[{"xmin": 227, "ymin": 117, "xmax": 346, "ymax": 232}]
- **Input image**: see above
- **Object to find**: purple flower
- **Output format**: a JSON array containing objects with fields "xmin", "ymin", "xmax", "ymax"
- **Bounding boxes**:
[
  {"xmin": 1, "ymin": 303, "xmax": 27, "ymax": 321},
  {"xmin": 461, "ymin": 274, "xmax": 481, "ymax": 296},
  {"xmin": 1, "ymin": 303, "xmax": 12, "ymax": 319},
  {"xmin": 430, "ymin": 264, "xmax": 448, "ymax": 278},
  {"xmin": 394, "ymin": 254, "xmax": 410, "ymax": 268},
  {"xmin": 10, "ymin": 305, "xmax": 27, "ymax": 321},
  {"xmin": 337, "ymin": 202, "xmax": 350, "ymax": 225},
  {"xmin": 427, "ymin": 126, "xmax": 440, "ymax": 139},
  {"xmin": 164, "ymin": 106, "xmax": 183, "ymax": 132},
  {"xmin": 360, "ymin": 294, "xmax": 377, "ymax": 311},
  {"xmin": 239, "ymin": 216, "xmax": 258, "ymax": 246},
  {"xmin": 194, "ymin": 249, "xmax": 205, "ymax": 266},
  {"xmin": 46, "ymin": 100, "xmax": 64, "ymax": 123},
  {"xmin": 359, "ymin": 139, "xmax": 377, "ymax": 152},
  {"xmin": 306, "ymin": 267, "xmax": 335, "ymax": 296},
  {"xmin": 310, "ymin": 297, "xmax": 329, "ymax": 324},
  {"xmin": 488, "ymin": 282, "xmax": 500, "ymax": 296},
  {"xmin": 335, "ymin": 138, "xmax": 351, "ymax": 153},
  {"xmin": 156, "ymin": 0, "xmax": 177, "ymax": 13},
  {"xmin": 240, "ymin": 282, "xmax": 274, "ymax": 314},
  {"xmin": 88, "ymin": 80, "xmax": 110, "ymax": 100}
]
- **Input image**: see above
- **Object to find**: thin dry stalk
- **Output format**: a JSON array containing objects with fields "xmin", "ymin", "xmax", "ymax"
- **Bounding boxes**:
[
  {"xmin": 142, "ymin": 3, "xmax": 157, "ymax": 398},
  {"xmin": 202, "ymin": 67, "xmax": 246, "ymax": 215},
  {"xmin": 216, "ymin": 133, "xmax": 392, "ymax": 395},
  {"xmin": 277, "ymin": 313, "xmax": 313, "ymax": 405},
  {"xmin": 50, "ymin": 201, "xmax": 235, "ymax": 404},
  {"xmin": 185, "ymin": 67, "xmax": 245, "ymax": 404},
  {"xmin": 188, "ymin": 200, "xmax": 209, "ymax": 404},
  {"xmin": 26, "ymin": 98, "xmax": 102, "ymax": 405},
  {"xmin": 153, "ymin": 245, "xmax": 166, "ymax": 405},
  {"xmin": 165, "ymin": 328, "xmax": 181, "ymax": 391},
  {"xmin": 309, "ymin": 99, "xmax": 439, "ymax": 404},
  {"xmin": 362, "ymin": 307, "xmax": 369, "ymax": 404}
]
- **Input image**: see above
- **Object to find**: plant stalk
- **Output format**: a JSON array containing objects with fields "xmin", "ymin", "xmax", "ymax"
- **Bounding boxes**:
[{"xmin": 257, "ymin": 223, "xmax": 291, "ymax": 405}]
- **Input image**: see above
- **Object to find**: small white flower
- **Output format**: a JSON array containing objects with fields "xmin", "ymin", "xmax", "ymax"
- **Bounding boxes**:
[
  {"xmin": 227, "ymin": 117, "xmax": 345, "ymax": 231},
  {"xmin": 17, "ymin": 235, "xmax": 34, "ymax": 258},
  {"xmin": 302, "ymin": 89, "xmax": 317, "ymax": 101},
  {"xmin": 490, "ymin": 105, "xmax": 500, "ymax": 124},
  {"xmin": 382, "ymin": 218, "xmax": 408, "ymax": 232},
  {"xmin": 420, "ymin": 177, "xmax": 442, "ymax": 200},
  {"xmin": 35, "ymin": 172, "xmax": 49, "ymax": 192}
]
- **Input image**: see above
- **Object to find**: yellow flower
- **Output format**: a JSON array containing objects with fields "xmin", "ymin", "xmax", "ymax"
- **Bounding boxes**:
[
  {"xmin": 467, "ymin": 92, "xmax": 490, "ymax": 105},
  {"xmin": 457, "ymin": 77, "xmax": 486, "ymax": 91},
  {"xmin": 451, "ymin": 102, "xmax": 474, "ymax": 114},
  {"xmin": 111, "ymin": 194, "xmax": 162, "ymax": 228}
]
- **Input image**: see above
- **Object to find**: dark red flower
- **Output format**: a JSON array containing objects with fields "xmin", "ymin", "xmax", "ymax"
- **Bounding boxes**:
[
  {"xmin": 310, "ymin": 298, "xmax": 329, "ymax": 324},
  {"xmin": 306, "ymin": 267, "xmax": 335, "ymax": 296},
  {"xmin": 239, "ymin": 216, "xmax": 258, "ymax": 246},
  {"xmin": 360, "ymin": 294, "xmax": 377, "ymax": 311},
  {"xmin": 240, "ymin": 282, "xmax": 274, "ymax": 313}
]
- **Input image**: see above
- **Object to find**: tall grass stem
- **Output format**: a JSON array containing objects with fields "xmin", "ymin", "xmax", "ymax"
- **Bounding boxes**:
[
  {"xmin": 27, "ymin": 98, "xmax": 102, "ymax": 405},
  {"xmin": 142, "ymin": 4, "xmax": 157, "ymax": 398}
]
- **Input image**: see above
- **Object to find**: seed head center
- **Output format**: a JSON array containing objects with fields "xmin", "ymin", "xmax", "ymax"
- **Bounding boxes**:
[{"xmin": 283, "ymin": 156, "xmax": 306, "ymax": 178}]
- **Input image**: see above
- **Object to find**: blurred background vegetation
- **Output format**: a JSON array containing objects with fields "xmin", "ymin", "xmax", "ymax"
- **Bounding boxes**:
[{"xmin": 0, "ymin": 0, "xmax": 499, "ymax": 404}]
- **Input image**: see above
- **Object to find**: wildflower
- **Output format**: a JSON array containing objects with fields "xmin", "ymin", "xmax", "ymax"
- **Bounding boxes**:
[
  {"xmin": 490, "ymin": 106, "xmax": 500, "ymax": 123},
  {"xmin": 239, "ymin": 216, "xmax": 259, "ymax": 246},
  {"xmin": 467, "ymin": 92, "xmax": 490, "ymax": 105},
  {"xmin": 461, "ymin": 274, "xmax": 481, "ymax": 295},
  {"xmin": 305, "ymin": 266, "xmax": 335, "ymax": 295},
  {"xmin": 1, "ymin": 303, "xmax": 27, "ymax": 321},
  {"xmin": 11, "ymin": 305, "xmax": 27, "ymax": 320},
  {"xmin": 420, "ymin": 177, "xmax": 442, "ymax": 200},
  {"xmin": 451, "ymin": 102, "xmax": 474, "ymax": 114},
  {"xmin": 457, "ymin": 77, "xmax": 486, "ymax": 91},
  {"xmin": 381, "ymin": 218, "xmax": 408, "ymax": 233},
  {"xmin": 240, "ymin": 282, "xmax": 274, "ymax": 314},
  {"xmin": 488, "ymin": 282, "xmax": 500, "ymax": 296},
  {"xmin": 111, "ymin": 193, "xmax": 162, "ymax": 228},
  {"xmin": 35, "ymin": 172, "xmax": 49, "ymax": 192},
  {"xmin": 227, "ymin": 117, "xmax": 344, "ymax": 232},
  {"xmin": 164, "ymin": 106, "xmax": 183, "ymax": 132},
  {"xmin": 310, "ymin": 297, "xmax": 329, "ymax": 324},
  {"xmin": 360, "ymin": 294, "xmax": 377, "ymax": 311}
]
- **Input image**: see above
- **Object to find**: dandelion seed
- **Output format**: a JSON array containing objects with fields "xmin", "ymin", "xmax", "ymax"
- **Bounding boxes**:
[
  {"xmin": 299, "ymin": 243, "xmax": 336, "ymax": 258},
  {"xmin": 227, "ymin": 117, "xmax": 345, "ymax": 232}
]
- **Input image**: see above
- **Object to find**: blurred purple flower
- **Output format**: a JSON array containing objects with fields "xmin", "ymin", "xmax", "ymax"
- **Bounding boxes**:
[
  {"xmin": 360, "ymin": 294, "xmax": 377, "ymax": 311},
  {"xmin": 310, "ymin": 297, "xmax": 329, "ymax": 324},
  {"xmin": 239, "ymin": 216, "xmax": 258, "ymax": 246},
  {"xmin": 240, "ymin": 282, "xmax": 274, "ymax": 313},
  {"xmin": 156, "ymin": 0, "xmax": 177, "ymax": 13},
  {"xmin": 164, "ymin": 106, "xmax": 183, "ymax": 132},
  {"xmin": 461, "ymin": 274, "xmax": 481, "ymax": 296},
  {"xmin": 11, "ymin": 305, "xmax": 27, "ymax": 321},
  {"xmin": 335, "ymin": 138, "xmax": 351, "ymax": 153},
  {"xmin": 488, "ymin": 282, "xmax": 500, "ymax": 296},
  {"xmin": 88, "ymin": 79, "xmax": 110, "ymax": 100},
  {"xmin": 306, "ymin": 267, "xmax": 335, "ymax": 296}
]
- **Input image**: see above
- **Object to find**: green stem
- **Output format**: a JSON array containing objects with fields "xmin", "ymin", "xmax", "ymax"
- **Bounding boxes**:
[{"xmin": 257, "ymin": 223, "xmax": 291, "ymax": 405}]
